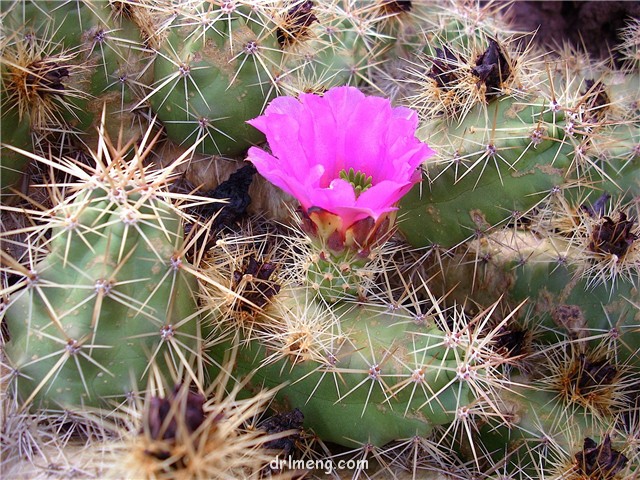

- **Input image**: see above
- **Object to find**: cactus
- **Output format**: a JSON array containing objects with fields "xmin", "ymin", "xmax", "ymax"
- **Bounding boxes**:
[
  {"xmin": 1, "ymin": 120, "xmax": 203, "ymax": 410},
  {"xmin": 1, "ymin": 337, "xmax": 287, "ymax": 479},
  {"xmin": 144, "ymin": 1, "xmax": 285, "ymax": 156},
  {"xmin": 202, "ymin": 244, "xmax": 472, "ymax": 447},
  {"xmin": 396, "ymin": 36, "xmax": 640, "ymax": 248},
  {"xmin": 456, "ymin": 334, "xmax": 638, "ymax": 479},
  {"xmin": 144, "ymin": 0, "xmax": 390, "ymax": 156},
  {"xmin": 197, "ymin": 85, "xmax": 521, "ymax": 452},
  {"xmin": 103, "ymin": 348, "xmax": 289, "ymax": 480},
  {"xmin": 370, "ymin": 0, "xmax": 639, "ymax": 250},
  {"xmin": 505, "ymin": 200, "xmax": 640, "ymax": 364},
  {"xmin": 2, "ymin": 1, "xmax": 640, "ymax": 479},
  {"xmin": 0, "ymin": 0, "xmax": 153, "ymax": 150},
  {"xmin": 399, "ymin": 92, "xmax": 572, "ymax": 248},
  {"xmin": 0, "ymin": 89, "xmax": 32, "ymax": 198},
  {"xmin": 0, "ymin": 1, "xmax": 393, "ymax": 159}
]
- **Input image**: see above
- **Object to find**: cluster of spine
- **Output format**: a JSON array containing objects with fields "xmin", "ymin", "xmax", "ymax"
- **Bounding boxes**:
[
  {"xmin": 0, "ymin": 0, "xmax": 153, "ymax": 196},
  {"xmin": 1, "ymin": 119, "xmax": 204, "ymax": 412},
  {"xmin": 1, "ymin": 1, "xmax": 639, "ymax": 479},
  {"xmin": 0, "ymin": 0, "xmax": 397, "ymax": 199},
  {"xmin": 0, "ymin": 120, "xmax": 291, "ymax": 478},
  {"xmin": 390, "ymin": 3, "xmax": 640, "ymax": 478},
  {"xmin": 2, "ymin": 348, "xmax": 287, "ymax": 479},
  {"xmin": 202, "ymin": 230, "xmax": 503, "ymax": 448}
]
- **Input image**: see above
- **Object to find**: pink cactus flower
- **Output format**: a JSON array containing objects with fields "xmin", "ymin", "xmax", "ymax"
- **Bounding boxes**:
[{"xmin": 247, "ymin": 86, "xmax": 434, "ymax": 249}]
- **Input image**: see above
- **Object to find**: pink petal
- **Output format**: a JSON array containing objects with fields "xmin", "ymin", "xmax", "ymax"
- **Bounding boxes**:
[
  {"xmin": 246, "ymin": 86, "xmax": 434, "ymax": 232},
  {"xmin": 357, "ymin": 178, "xmax": 419, "ymax": 215},
  {"xmin": 248, "ymin": 147, "xmax": 324, "ymax": 209}
]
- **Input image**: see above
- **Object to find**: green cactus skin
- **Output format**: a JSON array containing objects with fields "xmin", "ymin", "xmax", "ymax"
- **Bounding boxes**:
[
  {"xmin": 67, "ymin": 3, "xmax": 153, "ymax": 146},
  {"xmin": 304, "ymin": 247, "xmax": 379, "ymax": 304},
  {"xmin": 0, "ymin": 0, "xmax": 152, "ymax": 147},
  {"xmin": 410, "ymin": 221, "xmax": 640, "ymax": 477},
  {"xmin": 3, "ymin": 187, "xmax": 200, "ymax": 410},
  {"xmin": 199, "ymin": 223, "xmax": 514, "ymax": 453},
  {"xmin": 466, "ymin": 376, "xmax": 634, "ymax": 479},
  {"xmin": 0, "ymin": 0, "xmax": 397, "ymax": 159},
  {"xmin": 0, "ymin": 94, "xmax": 32, "ymax": 199},
  {"xmin": 274, "ymin": 7, "xmax": 376, "ymax": 97},
  {"xmin": 148, "ymin": 3, "xmax": 284, "ymax": 157},
  {"xmin": 393, "ymin": 9, "xmax": 640, "ymax": 250},
  {"xmin": 206, "ymin": 285, "xmax": 469, "ymax": 448},
  {"xmin": 147, "ymin": 1, "xmax": 380, "ymax": 157},
  {"xmin": 421, "ymin": 225, "xmax": 640, "ymax": 366},
  {"xmin": 399, "ymin": 86, "xmax": 639, "ymax": 250},
  {"xmin": 398, "ymin": 95, "xmax": 571, "ymax": 248},
  {"xmin": 507, "ymin": 241, "xmax": 640, "ymax": 365}
]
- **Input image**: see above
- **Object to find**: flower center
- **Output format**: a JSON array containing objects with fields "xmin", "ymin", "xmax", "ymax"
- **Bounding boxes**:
[{"xmin": 339, "ymin": 168, "xmax": 372, "ymax": 197}]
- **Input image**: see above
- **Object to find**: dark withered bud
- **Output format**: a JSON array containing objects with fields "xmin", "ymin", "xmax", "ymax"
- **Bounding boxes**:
[
  {"xmin": 232, "ymin": 255, "xmax": 281, "ymax": 312},
  {"xmin": 146, "ymin": 384, "xmax": 206, "ymax": 442},
  {"xmin": 25, "ymin": 59, "xmax": 69, "ymax": 96},
  {"xmin": 493, "ymin": 324, "xmax": 529, "ymax": 358},
  {"xmin": 427, "ymin": 45, "xmax": 459, "ymax": 89},
  {"xmin": 575, "ymin": 354, "xmax": 618, "ymax": 395},
  {"xmin": 259, "ymin": 408, "xmax": 304, "ymax": 454},
  {"xmin": 194, "ymin": 163, "xmax": 256, "ymax": 228},
  {"xmin": 277, "ymin": 1, "xmax": 318, "ymax": 47},
  {"xmin": 472, "ymin": 38, "xmax": 511, "ymax": 97},
  {"xmin": 590, "ymin": 212, "xmax": 637, "ymax": 258},
  {"xmin": 379, "ymin": 0, "xmax": 412, "ymax": 14},
  {"xmin": 575, "ymin": 435, "xmax": 628, "ymax": 479},
  {"xmin": 582, "ymin": 78, "xmax": 610, "ymax": 122}
]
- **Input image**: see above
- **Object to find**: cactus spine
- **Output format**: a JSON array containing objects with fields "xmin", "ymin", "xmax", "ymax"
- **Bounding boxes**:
[{"xmin": 1, "ymin": 1, "xmax": 640, "ymax": 479}]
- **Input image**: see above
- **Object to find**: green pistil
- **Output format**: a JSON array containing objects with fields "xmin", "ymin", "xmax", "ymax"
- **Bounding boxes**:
[{"xmin": 339, "ymin": 168, "xmax": 373, "ymax": 197}]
